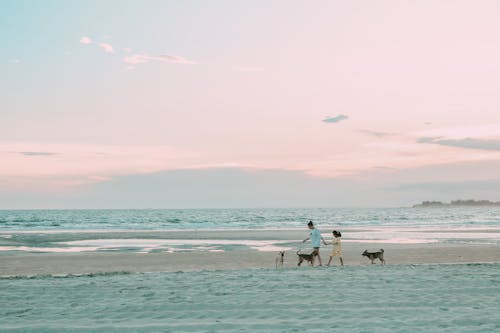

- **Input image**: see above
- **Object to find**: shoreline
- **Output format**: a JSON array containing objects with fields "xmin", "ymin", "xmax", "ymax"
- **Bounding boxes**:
[
  {"xmin": 1, "ymin": 241, "xmax": 499, "ymax": 277},
  {"xmin": 1, "ymin": 228, "xmax": 500, "ymax": 277}
]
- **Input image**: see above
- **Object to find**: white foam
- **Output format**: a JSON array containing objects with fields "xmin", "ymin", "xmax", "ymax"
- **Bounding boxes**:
[
  {"xmin": 344, "ymin": 238, "xmax": 439, "ymax": 244},
  {"xmin": 56, "ymin": 239, "xmax": 297, "ymax": 253},
  {"xmin": 0, "ymin": 246, "xmax": 100, "ymax": 253},
  {"xmin": 347, "ymin": 229, "xmax": 500, "ymax": 244}
]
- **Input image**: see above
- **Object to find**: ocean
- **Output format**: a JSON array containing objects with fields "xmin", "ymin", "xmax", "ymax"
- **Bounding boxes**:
[
  {"xmin": 1, "ymin": 207, "xmax": 500, "ymax": 231},
  {"xmin": 1, "ymin": 207, "xmax": 500, "ymax": 254}
]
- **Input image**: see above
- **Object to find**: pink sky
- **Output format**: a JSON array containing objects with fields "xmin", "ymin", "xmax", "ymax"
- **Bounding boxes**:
[{"xmin": 2, "ymin": 1, "xmax": 500, "ymax": 207}]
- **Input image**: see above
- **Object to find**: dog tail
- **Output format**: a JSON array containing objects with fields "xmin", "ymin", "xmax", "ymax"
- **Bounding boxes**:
[{"xmin": 380, "ymin": 249, "xmax": 384, "ymax": 253}]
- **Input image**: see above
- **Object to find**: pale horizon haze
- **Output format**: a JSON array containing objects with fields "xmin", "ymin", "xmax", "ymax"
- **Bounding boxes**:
[{"xmin": 2, "ymin": 0, "xmax": 500, "ymax": 208}]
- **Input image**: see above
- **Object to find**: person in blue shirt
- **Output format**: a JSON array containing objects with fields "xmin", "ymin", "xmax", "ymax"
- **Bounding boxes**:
[{"xmin": 302, "ymin": 220, "xmax": 327, "ymax": 266}]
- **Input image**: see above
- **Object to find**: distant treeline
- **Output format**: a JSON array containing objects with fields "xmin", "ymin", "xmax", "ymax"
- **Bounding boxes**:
[{"xmin": 413, "ymin": 199, "xmax": 500, "ymax": 207}]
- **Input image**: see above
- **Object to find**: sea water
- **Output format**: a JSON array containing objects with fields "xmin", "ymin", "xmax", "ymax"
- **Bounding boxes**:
[
  {"xmin": 1, "ymin": 207, "xmax": 500, "ymax": 253},
  {"xmin": 1, "ymin": 207, "xmax": 500, "ymax": 231},
  {"xmin": 1, "ymin": 264, "xmax": 499, "ymax": 332}
]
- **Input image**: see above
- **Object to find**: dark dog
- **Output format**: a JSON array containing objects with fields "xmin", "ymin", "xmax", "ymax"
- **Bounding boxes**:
[
  {"xmin": 362, "ymin": 249, "xmax": 385, "ymax": 265},
  {"xmin": 275, "ymin": 251, "xmax": 285, "ymax": 269},
  {"xmin": 297, "ymin": 249, "xmax": 317, "ymax": 266}
]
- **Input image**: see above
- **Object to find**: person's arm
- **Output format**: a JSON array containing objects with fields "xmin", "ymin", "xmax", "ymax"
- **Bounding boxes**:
[
  {"xmin": 322, "ymin": 237, "xmax": 328, "ymax": 245},
  {"xmin": 302, "ymin": 237, "xmax": 310, "ymax": 243}
]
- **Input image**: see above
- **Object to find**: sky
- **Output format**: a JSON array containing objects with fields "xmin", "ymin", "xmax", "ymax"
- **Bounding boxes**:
[{"xmin": 2, "ymin": 0, "xmax": 500, "ymax": 208}]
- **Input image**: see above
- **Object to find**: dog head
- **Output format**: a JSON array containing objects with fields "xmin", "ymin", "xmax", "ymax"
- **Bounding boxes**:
[
  {"xmin": 362, "ymin": 250, "xmax": 369, "ymax": 257},
  {"xmin": 279, "ymin": 251, "xmax": 285, "ymax": 257}
]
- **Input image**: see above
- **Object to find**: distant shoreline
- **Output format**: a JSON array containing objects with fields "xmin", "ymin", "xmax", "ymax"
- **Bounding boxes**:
[{"xmin": 413, "ymin": 199, "xmax": 500, "ymax": 208}]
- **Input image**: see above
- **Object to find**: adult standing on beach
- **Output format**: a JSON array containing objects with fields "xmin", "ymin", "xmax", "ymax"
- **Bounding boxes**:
[{"xmin": 302, "ymin": 220, "xmax": 326, "ymax": 266}]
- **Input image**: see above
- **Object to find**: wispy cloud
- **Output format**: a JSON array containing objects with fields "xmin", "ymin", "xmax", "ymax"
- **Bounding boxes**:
[
  {"xmin": 417, "ymin": 137, "xmax": 500, "ymax": 151},
  {"xmin": 80, "ymin": 36, "xmax": 114, "ymax": 54},
  {"xmin": 359, "ymin": 130, "xmax": 393, "ymax": 138},
  {"xmin": 323, "ymin": 114, "xmax": 348, "ymax": 124},
  {"xmin": 417, "ymin": 124, "xmax": 500, "ymax": 140},
  {"xmin": 99, "ymin": 43, "xmax": 114, "ymax": 54},
  {"xmin": 79, "ymin": 37, "xmax": 195, "ymax": 66},
  {"xmin": 80, "ymin": 36, "xmax": 92, "ymax": 44},
  {"xmin": 231, "ymin": 66, "xmax": 264, "ymax": 72},
  {"xmin": 123, "ymin": 54, "xmax": 196, "ymax": 65},
  {"xmin": 19, "ymin": 152, "xmax": 56, "ymax": 156},
  {"xmin": 1, "ymin": 142, "xmax": 198, "ymax": 190}
]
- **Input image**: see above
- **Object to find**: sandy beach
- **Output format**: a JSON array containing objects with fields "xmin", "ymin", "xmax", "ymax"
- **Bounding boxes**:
[
  {"xmin": 2, "ymin": 228, "xmax": 500, "ymax": 332},
  {"xmin": 1, "ymin": 228, "xmax": 500, "ymax": 277},
  {"xmin": 2, "ymin": 260, "xmax": 500, "ymax": 332}
]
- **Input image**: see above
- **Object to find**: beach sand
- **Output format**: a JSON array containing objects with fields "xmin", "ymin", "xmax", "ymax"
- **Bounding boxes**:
[
  {"xmin": 1, "ymin": 229, "xmax": 499, "ymax": 277},
  {"xmin": 2, "ymin": 263, "xmax": 500, "ymax": 332},
  {"xmin": 2, "ymin": 229, "xmax": 500, "ymax": 332}
]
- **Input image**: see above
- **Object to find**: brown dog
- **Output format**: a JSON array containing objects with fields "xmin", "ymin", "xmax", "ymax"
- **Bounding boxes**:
[
  {"xmin": 362, "ymin": 249, "xmax": 385, "ymax": 265},
  {"xmin": 297, "ymin": 249, "xmax": 316, "ymax": 266}
]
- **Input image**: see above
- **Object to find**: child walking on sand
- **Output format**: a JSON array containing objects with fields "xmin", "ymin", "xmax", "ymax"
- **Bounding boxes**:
[{"xmin": 326, "ymin": 230, "xmax": 344, "ymax": 266}]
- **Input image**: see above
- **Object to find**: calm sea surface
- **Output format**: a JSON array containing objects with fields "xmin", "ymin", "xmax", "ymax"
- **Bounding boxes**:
[{"xmin": 1, "ymin": 207, "xmax": 500, "ymax": 231}]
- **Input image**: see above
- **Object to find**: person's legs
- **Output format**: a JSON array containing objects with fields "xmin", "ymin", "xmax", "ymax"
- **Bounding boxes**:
[
  {"xmin": 312, "ymin": 248, "xmax": 320, "ymax": 266},
  {"xmin": 339, "ymin": 256, "xmax": 344, "ymax": 266},
  {"xmin": 327, "ymin": 256, "xmax": 333, "ymax": 266}
]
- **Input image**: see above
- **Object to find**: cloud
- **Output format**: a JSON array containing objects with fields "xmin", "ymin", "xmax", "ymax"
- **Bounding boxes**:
[
  {"xmin": 79, "ymin": 37, "xmax": 113, "ymax": 54},
  {"xmin": 78, "ymin": 37, "xmax": 194, "ymax": 66},
  {"xmin": 99, "ymin": 43, "xmax": 114, "ymax": 54},
  {"xmin": 359, "ymin": 130, "xmax": 393, "ymax": 138},
  {"xmin": 7, "ymin": 164, "xmax": 500, "ymax": 209},
  {"xmin": 1, "ymin": 142, "xmax": 198, "ymax": 191},
  {"xmin": 0, "ymin": 168, "xmax": 386, "ymax": 208},
  {"xmin": 231, "ymin": 66, "xmax": 264, "ymax": 72},
  {"xmin": 417, "ymin": 137, "xmax": 500, "ymax": 151},
  {"xmin": 123, "ymin": 54, "xmax": 196, "ymax": 65},
  {"xmin": 19, "ymin": 152, "xmax": 56, "ymax": 156},
  {"xmin": 418, "ymin": 124, "xmax": 500, "ymax": 140},
  {"xmin": 389, "ymin": 178, "xmax": 500, "ymax": 192},
  {"xmin": 323, "ymin": 114, "xmax": 348, "ymax": 124},
  {"xmin": 80, "ymin": 36, "xmax": 92, "ymax": 44}
]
